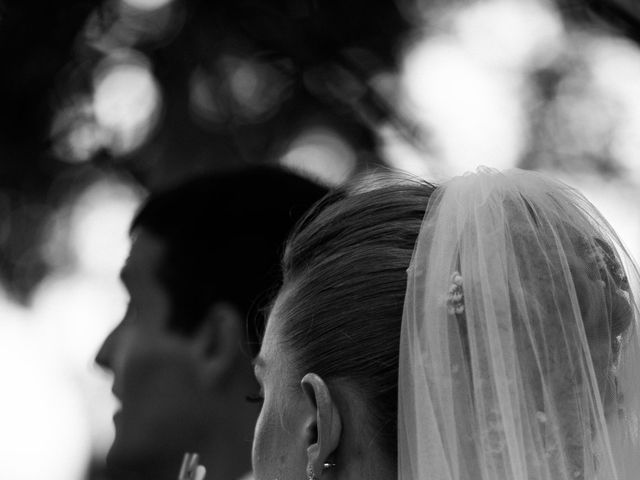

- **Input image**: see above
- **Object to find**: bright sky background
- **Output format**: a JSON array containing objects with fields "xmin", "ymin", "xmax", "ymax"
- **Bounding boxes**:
[{"xmin": 0, "ymin": 179, "xmax": 141, "ymax": 480}]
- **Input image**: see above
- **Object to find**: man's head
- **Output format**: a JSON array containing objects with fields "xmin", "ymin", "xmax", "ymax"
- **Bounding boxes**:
[{"xmin": 95, "ymin": 166, "xmax": 327, "ymax": 479}]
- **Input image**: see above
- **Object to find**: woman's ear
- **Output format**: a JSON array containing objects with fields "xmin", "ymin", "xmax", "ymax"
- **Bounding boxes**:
[
  {"xmin": 301, "ymin": 373, "xmax": 342, "ymax": 478},
  {"xmin": 193, "ymin": 302, "xmax": 242, "ymax": 385}
]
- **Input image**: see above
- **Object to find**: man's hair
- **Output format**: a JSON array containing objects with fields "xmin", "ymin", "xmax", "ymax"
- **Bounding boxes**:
[{"xmin": 131, "ymin": 166, "xmax": 328, "ymax": 349}]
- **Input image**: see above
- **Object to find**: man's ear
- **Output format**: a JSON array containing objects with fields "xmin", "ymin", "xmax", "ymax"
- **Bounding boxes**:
[
  {"xmin": 301, "ymin": 373, "xmax": 342, "ymax": 478},
  {"xmin": 193, "ymin": 302, "xmax": 243, "ymax": 384}
]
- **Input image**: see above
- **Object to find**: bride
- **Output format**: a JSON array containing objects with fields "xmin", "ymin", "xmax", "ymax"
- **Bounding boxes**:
[{"xmin": 250, "ymin": 168, "xmax": 640, "ymax": 480}]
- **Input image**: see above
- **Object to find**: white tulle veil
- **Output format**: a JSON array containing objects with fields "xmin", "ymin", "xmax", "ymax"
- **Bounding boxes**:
[{"xmin": 398, "ymin": 168, "xmax": 640, "ymax": 480}]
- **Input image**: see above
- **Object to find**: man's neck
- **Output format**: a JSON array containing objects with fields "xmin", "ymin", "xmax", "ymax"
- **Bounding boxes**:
[
  {"xmin": 113, "ymin": 440, "xmax": 252, "ymax": 480},
  {"xmin": 196, "ymin": 374, "xmax": 257, "ymax": 480}
]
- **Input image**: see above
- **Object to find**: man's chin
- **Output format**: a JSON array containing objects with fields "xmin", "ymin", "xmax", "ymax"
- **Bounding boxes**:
[
  {"xmin": 106, "ymin": 439, "xmax": 185, "ymax": 480},
  {"xmin": 106, "ymin": 411, "xmax": 200, "ymax": 479},
  {"xmin": 105, "ymin": 441, "xmax": 139, "ymax": 475}
]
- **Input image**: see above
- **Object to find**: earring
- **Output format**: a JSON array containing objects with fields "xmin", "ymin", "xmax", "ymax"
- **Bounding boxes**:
[
  {"xmin": 307, "ymin": 462, "xmax": 337, "ymax": 479},
  {"xmin": 306, "ymin": 464, "xmax": 317, "ymax": 480}
]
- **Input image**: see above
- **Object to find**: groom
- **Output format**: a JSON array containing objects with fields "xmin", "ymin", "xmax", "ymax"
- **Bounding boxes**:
[{"xmin": 95, "ymin": 166, "xmax": 327, "ymax": 480}]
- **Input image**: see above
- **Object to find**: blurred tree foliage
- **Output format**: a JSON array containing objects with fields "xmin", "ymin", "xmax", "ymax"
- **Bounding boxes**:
[
  {"xmin": 0, "ymin": 0, "xmax": 639, "ymax": 302},
  {"xmin": 558, "ymin": 0, "xmax": 640, "ymax": 42},
  {"xmin": 0, "ymin": 0, "xmax": 411, "ymax": 301},
  {"xmin": 0, "ymin": 0, "xmax": 99, "ymax": 301}
]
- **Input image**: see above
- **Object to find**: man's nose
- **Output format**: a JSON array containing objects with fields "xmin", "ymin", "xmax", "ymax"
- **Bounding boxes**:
[{"xmin": 94, "ymin": 322, "xmax": 121, "ymax": 371}]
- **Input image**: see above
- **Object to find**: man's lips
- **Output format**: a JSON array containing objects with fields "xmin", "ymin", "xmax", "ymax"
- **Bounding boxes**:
[
  {"xmin": 111, "ymin": 388, "xmax": 122, "ymax": 419},
  {"xmin": 111, "ymin": 386, "xmax": 121, "ymax": 400}
]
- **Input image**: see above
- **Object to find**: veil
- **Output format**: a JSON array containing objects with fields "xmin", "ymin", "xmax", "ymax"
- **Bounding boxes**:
[{"xmin": 398, "ymin": 168, "xmax": 640, "ymax": 480}]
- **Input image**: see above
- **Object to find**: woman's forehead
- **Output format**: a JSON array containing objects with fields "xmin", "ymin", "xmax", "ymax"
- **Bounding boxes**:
[{"xmin": 259, "ymin": 310, "xmax": 281, "ymax": 365}]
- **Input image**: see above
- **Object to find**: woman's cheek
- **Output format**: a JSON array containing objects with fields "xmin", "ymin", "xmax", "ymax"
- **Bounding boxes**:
[
  {"xmin": 251, "ymin": 410, "xmax": 267, "ymax": 479},
  {"xmin": 252, "ymin": 405, "xmax": 282, "ymax": 480}
]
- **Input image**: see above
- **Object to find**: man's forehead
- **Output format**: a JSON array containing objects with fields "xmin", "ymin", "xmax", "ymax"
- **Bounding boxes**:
[
  {"xmin": 120, "ymin": 229, "xmax": 166, "ymax": 284},
  {"xmin": 119, "ymin": 232, "xmax": 139, "ymax": 284}
]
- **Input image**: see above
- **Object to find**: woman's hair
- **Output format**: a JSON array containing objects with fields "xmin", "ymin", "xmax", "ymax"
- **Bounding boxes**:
[
  {"xmin": 274, "ymin": 173, "xmax": 634, "ymax": 463},
  {"xmin": 276, "ymin": 175, "xmax": 435, "ymax": 459}
]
